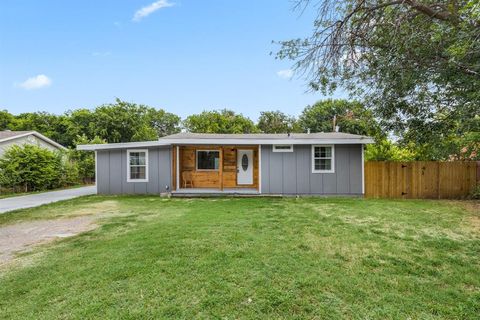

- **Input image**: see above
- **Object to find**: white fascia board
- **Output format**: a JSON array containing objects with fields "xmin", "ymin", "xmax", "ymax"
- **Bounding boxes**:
[
  {"xmin": 77, "ymin": 137, "xmax": 374, "ymax": 151},
  {"xmin": 77, "ymin": 141, "xmax": 171, "ymax": 151},
  {"xmin": 158, "ymin": 138, "xmax": 375, "ymax": 145}
]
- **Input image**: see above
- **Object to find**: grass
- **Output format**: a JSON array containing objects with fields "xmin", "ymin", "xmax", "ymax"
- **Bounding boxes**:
[{"xmin": 0, "ymin": 196, "xmax": 479, "ymax": 319}]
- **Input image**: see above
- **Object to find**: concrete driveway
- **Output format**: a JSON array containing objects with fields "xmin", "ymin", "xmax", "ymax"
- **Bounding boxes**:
[{"xmin": 0, "ymin": 186, "xmax": 97, "ymax": 214}]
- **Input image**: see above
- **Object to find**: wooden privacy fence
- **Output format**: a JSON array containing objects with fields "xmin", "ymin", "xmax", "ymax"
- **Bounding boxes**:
[{"xmin": 365, "ymin": 161, "xmax": 479, "ymax": 199}]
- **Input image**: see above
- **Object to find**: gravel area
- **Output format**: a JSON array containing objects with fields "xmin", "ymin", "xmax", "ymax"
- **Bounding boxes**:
[{"xmin": 0, "ymin": 216, "xmax": 96, "ymax": 265}]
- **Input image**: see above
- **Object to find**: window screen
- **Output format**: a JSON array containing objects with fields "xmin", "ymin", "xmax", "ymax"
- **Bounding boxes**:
[
  {"xmin": 128, "ymin": 151, "xmax": 148, "ymax": 180},
  {"xmin": 313, "ymin": 146, "xmax": 334, "ymax": 172}
]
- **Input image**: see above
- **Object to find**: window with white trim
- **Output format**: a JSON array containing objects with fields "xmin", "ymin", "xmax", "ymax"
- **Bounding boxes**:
[
  {"xmin": 272, "ymin": 145, "xmax": 293, "ymax": 152},
  {"xmin": 312, "ymin": 145, "xmax": 334, "ymax": 173},
  {"xmin": 127, "ymin": 149, "xmax": 148, "ymax": 182},
  {"xmin": 196, "ymin": 150, "xmax": 220, "ymax": 170}
]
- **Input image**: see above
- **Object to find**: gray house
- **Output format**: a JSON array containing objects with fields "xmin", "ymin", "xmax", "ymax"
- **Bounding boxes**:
[
  {"xmin": 0, "ymin": 130, "xmax": 66, "ymax": 157},
  {"xmin": 77, "ymin": 132, "xmax": 373, "ymax": 196}
]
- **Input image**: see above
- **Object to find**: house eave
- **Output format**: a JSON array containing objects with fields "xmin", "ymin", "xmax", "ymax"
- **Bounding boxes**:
[
  {"xmin": 0, "ymin": 131, "xmax": 66, "ymax": 150},
  {"xmin": 77, "ymin": 141, "xmax": 172, "ymax": 151},
  {"xmin": 77, "ymin": 137, "xmax": 374, "ymax": 151},
  {"xmin": 160, "ymin": 138, "xmax": 374, "ymax": 145}
]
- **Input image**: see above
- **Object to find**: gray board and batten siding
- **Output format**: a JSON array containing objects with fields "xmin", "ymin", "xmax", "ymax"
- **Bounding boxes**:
[
  {"xmin": 260, "ymin": 144, "xmax": 363, "ymax": 195},
  {"xmin": 96, "ymin": 146, "xmax": 172, "ymax": 195},
  {"xmin": 95, "ymin": 144, "xmax": 362, "ymax": 195}
]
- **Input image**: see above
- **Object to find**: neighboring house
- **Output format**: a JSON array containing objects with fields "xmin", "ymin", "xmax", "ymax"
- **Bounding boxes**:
[
  {"xmin": 0, "ymin": 130, "xmax": 66, "ymax": 157},
  {"xmin": 78, "ymin": 132, "xmax": 374, "ymax": 196}
]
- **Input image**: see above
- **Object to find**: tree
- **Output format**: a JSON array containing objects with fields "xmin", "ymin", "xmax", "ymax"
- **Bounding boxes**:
[
  {"xmin": 278, "ymin": 0, "xmax": 480, "ymax": 158},
  {"xmin": 10, "ymin": 112, "xmax": 72, "ymax": 147},
  {"xmin": 65, "ymin": 108, "xmax": 96, "ymax": 144},
  {"xmin": 298, "ymin": 99, "xmax": 382, "ymax": 136},
  {"xmin": 0, "ymin": 100, "xmax": 181, "ymax": 147},
  {"xmin": 257, "ymin": 111, "xmax": 299, "ymax": 133},
  {"xmin": 365, "ymin": 139, "xmax": 417, "ymax": 161},
  {"xmin": 184, "ymin": 109, "xmax": 259, "ymax": 133},
  {"xmin": 146, "ymin": 108, "xmax": 181, "ymax": 137},
  {"xmin": 91, "ymin": 99, "xmax": 150, "ymax": 143},
  {"xmin": 91, "ymin": 99, "xmax": 181, "ymax": 143},
  {"xmin": 0, "ymin": 110, "xmax": 14, "ymax": 130},
  {"xmin": 69, "ymin": 135, "xmax": 106, "ymax": 183}
]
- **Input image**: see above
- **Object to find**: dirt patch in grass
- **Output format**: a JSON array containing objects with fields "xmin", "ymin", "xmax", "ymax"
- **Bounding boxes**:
[
  {"xmin": 468, "ymin": 210, "xmax": 480, "ymax": 233},
  {"xmin": 0, "ymin": 216, "xmax": 97, "ymax": 266},
  {"xmin": 69, "ymin": 200, "xmax": 120, "ymax": 217},
  {"xmin": 446, "ymin": 201, "xmax": 480, "ymax": 233}
]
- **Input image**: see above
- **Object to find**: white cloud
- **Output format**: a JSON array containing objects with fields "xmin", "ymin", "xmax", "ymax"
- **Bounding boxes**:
[
  {"xmin": 18, "ymin": 74, "xmax": 52, "ymax": 90},
  {"xmin": 277, "ymin": 69, "xmax": 293, "ymax": 79},
  {"xmin": 133, "ymin": 0, "xmax": 174, "ymax": 22}
]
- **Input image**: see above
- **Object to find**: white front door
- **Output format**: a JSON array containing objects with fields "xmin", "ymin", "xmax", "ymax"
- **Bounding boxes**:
[{"xmin": 237, "ymin": 149, "xmax": 253, "ymax": 185}]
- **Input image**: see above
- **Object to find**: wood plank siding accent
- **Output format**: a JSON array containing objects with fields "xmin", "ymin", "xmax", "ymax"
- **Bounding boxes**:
[
  {"xmin": 174, "ymin": 145, "xmax": 259, "ymax": 190},
  {"xmin": 365, "ymin": 161, "xmax": 478, "ymax": 199}
]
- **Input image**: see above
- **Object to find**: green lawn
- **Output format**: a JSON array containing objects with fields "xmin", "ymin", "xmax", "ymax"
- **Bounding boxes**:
[{"xmin": 0, "ymin": 196, "xmax": 479, "ymax": 319}]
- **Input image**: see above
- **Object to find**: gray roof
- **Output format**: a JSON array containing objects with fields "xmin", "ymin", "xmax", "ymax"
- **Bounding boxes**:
[
  {"xmin": 161, "ymin": 132, "xmax": 371, "ymax": 140},
  {"xmin": 0, "ymin": 130, "xmax": 34, "ymax": 140},
  {"xmin": 0, "ymin": 130, "xmax": 66, "ymax": 149},
  {"xmin": 77, "ymin": 131, "xmax": 373, "ymax": 151}
]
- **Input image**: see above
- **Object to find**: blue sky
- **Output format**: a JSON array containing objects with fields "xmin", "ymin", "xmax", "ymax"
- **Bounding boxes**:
[{"xmin": 0, "ymin": 0, "xmax": 343, "ymax": 120}]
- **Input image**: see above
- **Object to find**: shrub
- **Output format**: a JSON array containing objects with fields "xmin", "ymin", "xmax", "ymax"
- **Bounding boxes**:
[
  {"xmin": 69, "ymin": 135, "xmax": 106, "ymax": 183},
  {"xmin": 60, "ymin": 158, "xmax": 80, "ymax": 186},
  {"xmin": 0, "ymin": 144, "xmax": 80, "ymax": 192},
  {"xmin": 470, "ymin": 184, "xmax": 480, "ymax": 200},
  {"xmin": 365, "ymin": 139, "xmax": 417, "ymax": 161}
]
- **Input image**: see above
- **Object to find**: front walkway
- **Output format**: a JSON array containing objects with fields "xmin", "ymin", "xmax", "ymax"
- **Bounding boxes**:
[{"xmin": 0, "ymin": 186, "xmax": 97, "ymax": 214}]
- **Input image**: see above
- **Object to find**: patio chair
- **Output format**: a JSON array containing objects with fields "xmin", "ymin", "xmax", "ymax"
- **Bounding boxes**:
[{"xmin": 182, "ymin": 171, "xmax": 195, "ymax": 188}]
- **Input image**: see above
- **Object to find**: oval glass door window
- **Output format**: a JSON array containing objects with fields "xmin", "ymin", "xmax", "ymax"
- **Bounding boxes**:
[{"xmin": 241, "ymin": 154, "xmax": 248, "ymax": 171}]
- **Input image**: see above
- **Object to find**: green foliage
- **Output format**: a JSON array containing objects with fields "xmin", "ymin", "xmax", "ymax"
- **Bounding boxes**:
[
  {"xmin": 146, "ymin": 108, "xmax": 182, "ymax": 137},
  {"xmin": 89, "ymin": 99, "xmax": 181, "ymax": 143},
  {"xmin": 278, "ymin": 0, "xmax": 480, "ymax": 160},
  {"xmin": 469, "ymin": 184, "xmax": 480, "ymax": 200},
  {"xmin": 59, "ymin": 158, "xmax": 80, "ymax": 186},
  {"xmin": 365, "ymin": 140, "xmax": 417, "ymax": 161},
  {"xmin": 0, "ymin": 99, "xmax": 181, "ymax": 147},
  {"xmin": 257, "ymin": 111, "xmax": 299, "ymax": 133},
  {"xmin": 298, "ymin": 99, "xmax": 382, "ymax": 136},
  {"xmin": 9, "ymin": 111, "xmax": 73, "ymax": 147},
  {"xmin": 0, "ymin": 110, "xmax": 14, "ymax": 130},
  {"xmin": 64, "ymin": 108, "xmax": 97, "ymax": 142},
  {"xmin": 184, "ymin": 109, "xmax": 259, "ymax": 133},
  {"xmin": 0, "ymin": 144, "xmax": 85, "ymax": 192},
  {"xmin": 0, "ymin": 145, "xmax": 64, "ymax": 192},
  {"xmin": 69, "ymin": 135, "xmax": 106, "ymax": 183}
]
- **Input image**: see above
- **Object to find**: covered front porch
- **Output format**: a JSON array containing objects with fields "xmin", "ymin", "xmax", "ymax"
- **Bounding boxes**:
[{"xmin": 171, "ymin": 145, "xmax": 260, "ymax": 194}]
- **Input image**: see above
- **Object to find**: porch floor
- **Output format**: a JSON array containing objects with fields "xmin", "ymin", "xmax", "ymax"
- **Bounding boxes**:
[{"xmin": 172, "ymin": 188, "xmax": 259, "ymax": 197}]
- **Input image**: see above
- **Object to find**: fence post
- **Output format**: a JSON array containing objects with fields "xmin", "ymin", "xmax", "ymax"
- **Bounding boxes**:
[
  {"xmin": 436, "ymin": 162, "xmax": 440, "ymax": 199},
  {"xmin": 477, "ymin": 161, "xmax": 480, "ymax": 185}
]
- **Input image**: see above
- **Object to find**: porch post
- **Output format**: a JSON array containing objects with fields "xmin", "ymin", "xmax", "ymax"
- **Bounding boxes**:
[
  {"xmin": 176, "ymin": 145, "xmax": 180, "ymax": 191},
  {"xmin": 361, "ymin": 144, "xmax": 365, "ymax": 195},
  {"xmin": 219, "ymin": 146, "xmax": 224, "ymax": 191},
  {"xmin": 258, "ymin": 145, "xmax": 262, "ymax": 193}
]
